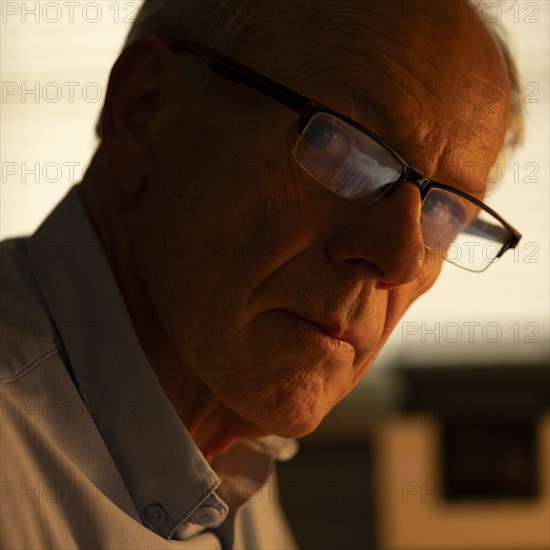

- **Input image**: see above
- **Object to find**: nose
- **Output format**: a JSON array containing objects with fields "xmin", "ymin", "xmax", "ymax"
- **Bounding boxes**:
[{"xmin": 325, "ymin": 182, "xmax": 426, "ymax": 287}]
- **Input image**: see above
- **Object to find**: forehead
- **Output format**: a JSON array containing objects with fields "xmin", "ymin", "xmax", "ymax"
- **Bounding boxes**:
[{"xmin": 239, "ymin": 0, "xmax": 509, "ymax": 191}]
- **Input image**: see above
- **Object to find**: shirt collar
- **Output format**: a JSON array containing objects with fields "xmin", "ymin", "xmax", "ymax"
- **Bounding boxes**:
[{"xmin": 28, "ymin": 184, "xmax": 228, "ymax": 538}]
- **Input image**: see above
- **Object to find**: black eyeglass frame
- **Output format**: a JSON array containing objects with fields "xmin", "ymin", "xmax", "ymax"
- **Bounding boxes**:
[{"xmin": 170, "ymin": 39, "xmax": 522, "ymax": 260}]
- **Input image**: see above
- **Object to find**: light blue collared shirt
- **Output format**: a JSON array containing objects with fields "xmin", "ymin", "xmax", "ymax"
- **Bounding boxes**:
[{"xmin": 1, "ymin": 185, "xmax": 298, "ymax": 549}]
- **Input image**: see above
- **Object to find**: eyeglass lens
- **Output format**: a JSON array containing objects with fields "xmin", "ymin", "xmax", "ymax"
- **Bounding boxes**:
[{"xmin": 293, "ymin": 112, "xmax": 402, "ymax": 204}]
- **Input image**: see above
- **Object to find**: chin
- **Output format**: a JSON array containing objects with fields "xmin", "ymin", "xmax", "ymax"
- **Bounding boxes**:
[
  {"xmin": 272, "ymin": 415, "xmax": 323, "ymax": 439},
  {"xmin": 226, "ymin": 376, "xmax": 335, "ymax": 439},
  {"xmin": 264, "ymin": 402, "xmax": 323, "ymax": 439},
  {"xmin": 202, "ymin": 330, "xmax": 354, "ymax": 439}
]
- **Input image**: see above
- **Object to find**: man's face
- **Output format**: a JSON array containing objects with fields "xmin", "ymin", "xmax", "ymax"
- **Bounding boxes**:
[{"xmin": 122, "ymin": 2, "xmax": 509, "ymax": 438}]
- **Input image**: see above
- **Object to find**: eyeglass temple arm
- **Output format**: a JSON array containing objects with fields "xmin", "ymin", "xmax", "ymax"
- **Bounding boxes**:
[{"xmin": 170, "ymin": 40, "xmax": 315, "ymax": 123}]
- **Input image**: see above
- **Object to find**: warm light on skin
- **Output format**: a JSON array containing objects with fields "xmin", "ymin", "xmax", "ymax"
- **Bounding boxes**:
[{"xmin": 79, "ymin": 0, "xmax": 509, "ymax": 460}]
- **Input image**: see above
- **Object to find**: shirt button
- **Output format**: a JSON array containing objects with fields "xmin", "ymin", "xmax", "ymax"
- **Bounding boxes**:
[
  {"xmin": 145, "ymin": 504, "xmax": 167, "ymax": 525},
  {"xmin": 188, "ymin": 506, "xmax": 224, "ymax": 528}
]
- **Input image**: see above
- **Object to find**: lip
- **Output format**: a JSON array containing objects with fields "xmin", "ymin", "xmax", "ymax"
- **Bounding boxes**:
[{"xmin": 279, "ymin": 309, "xmax": 356, "ymax": 348}]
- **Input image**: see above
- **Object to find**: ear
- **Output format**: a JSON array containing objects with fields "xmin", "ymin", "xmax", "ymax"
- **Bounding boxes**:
[{"xmin": 101, "ymin": 35, "xmax": 175, "ymax": 195}]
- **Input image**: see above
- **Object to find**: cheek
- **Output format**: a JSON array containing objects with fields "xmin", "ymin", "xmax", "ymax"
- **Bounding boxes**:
[
  {"xmin": 414, "ymin": 255, "xmax": 444, "ymax": 297},
  {"xmin": 408, "ymin": 260, "xmax": 443, "ymax": 311},
  {"xmin": 384, "ymin": 259, "xmax": 443, "ymax": 336},
  {"xmin": 130, "ymin": 139, "xmax": 306, "ymax": 366}
]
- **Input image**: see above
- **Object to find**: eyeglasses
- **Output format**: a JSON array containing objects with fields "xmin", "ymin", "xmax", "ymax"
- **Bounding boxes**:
[{"xmin": 169, "ymin": 40, "xmax": 522, "ymax": 272}]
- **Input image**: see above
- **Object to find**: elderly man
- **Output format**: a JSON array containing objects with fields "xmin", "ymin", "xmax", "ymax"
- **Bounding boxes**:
[{"xmin": 1, "ymin": 0, "xmax": 523, "ymax": 548}]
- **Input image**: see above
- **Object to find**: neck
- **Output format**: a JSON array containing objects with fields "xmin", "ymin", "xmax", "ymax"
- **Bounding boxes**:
[{"xmin": 77, "ymin": 147, "xmax": 266, "ymax": 462}]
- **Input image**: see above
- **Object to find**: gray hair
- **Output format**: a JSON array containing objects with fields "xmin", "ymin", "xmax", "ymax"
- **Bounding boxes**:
[{"xmin": 96, "ymin": 0, "xmax": 524, "ymax": 151}]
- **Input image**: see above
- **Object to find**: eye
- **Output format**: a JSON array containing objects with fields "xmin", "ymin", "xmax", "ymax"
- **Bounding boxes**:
[
  {"xmin": 305, "ymin": 118, "xmax": 334, "ymax": 148},
  {"xmin": 304, "ymin": 118, "xmax": 351, "ymax": 157},
  {"xmin": 423, "ymin": 192, "xmax": 466, "ymax": 228},
  {"xmin": 305, "ymin": 120, "xmax": 334, "ymax": 149}
]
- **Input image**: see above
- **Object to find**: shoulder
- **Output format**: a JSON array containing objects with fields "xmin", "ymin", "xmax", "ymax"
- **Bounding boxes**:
[{"xmin": 0, "ymin": 237, "xmax": 57, "ymax": 383}]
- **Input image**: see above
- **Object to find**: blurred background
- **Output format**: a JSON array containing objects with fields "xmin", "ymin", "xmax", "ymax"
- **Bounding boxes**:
[{"xmin": 1, "ymin": 1, "xmax": 548, "ymax": 549}]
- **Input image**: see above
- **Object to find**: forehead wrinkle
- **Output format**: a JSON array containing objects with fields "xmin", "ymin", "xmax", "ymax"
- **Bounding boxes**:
[
  {"xmin": 305, "ymin": 41, "xmax": 505, "ymax": 171},
  {"xmin": 284, "ymin": 3, "xmax": 508, "ymax": 114},
  {"xmin": 291, "ymin": 45, "xmax": 421, "ymax": 122},
  {"xmin": 341, "ymin": 87, "xmax": 493, "ymax": 198},
  {"xmin": 293, "ymin": 36, "xmax": 474, "ymax": 126},
  {"xmin": 325, "ymin": 35, "xmax": 499, "ymax": 120}
]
